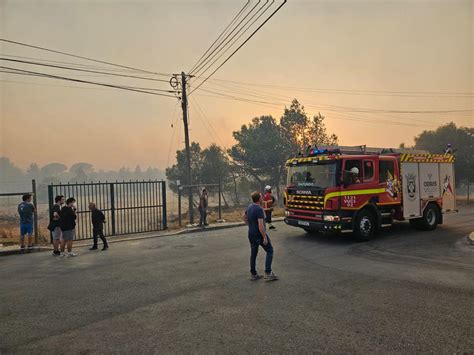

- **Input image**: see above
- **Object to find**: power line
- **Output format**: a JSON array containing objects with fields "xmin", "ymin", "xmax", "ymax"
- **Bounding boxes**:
[
  {"xmin": 0, "ymin": 70, "xmax": 176, "ymax": 93},
  {"xmin": 1, "ymin": 66, "xmax": 177, "ymax": 98},
  {"xmin": 190, "ymin": 0, "xmax": 262, "ymax": 76},
  {"xmin": 189, "ymin": 0, "xmax": 251, "ymax": 73},
  {"xmin": 209, "ymin": 78, "xmax": 474, "ymax": 97},
  {"xmin": 190, "ymin": 96, "xmax": 227, "ymax": 148},
  {"xmin": 0, "ymin": 58, "xmax": 172, "ymax": 84},
  {"xmin": 0, "ymin": 53, "xmax": 158, "ymax": 74},
  {"xmin": 192, "ymin": 0, "xmax": 274, "ymax": 79},
  {"xmin": 189, "ymin": 0, "xmax": 287, "ymax": 95},
  {"xmin": 0, "ymin": 38, "xmax": 170, "ymax": 76},
  {"xmin": 198, "ymin": 87, "xmax": 474, "ymax": 114}
]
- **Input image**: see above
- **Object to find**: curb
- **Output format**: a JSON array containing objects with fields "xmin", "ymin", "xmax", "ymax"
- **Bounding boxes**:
[{"xmin": 0, "ymin": 218, "xmax": 285, "ymax": 256}]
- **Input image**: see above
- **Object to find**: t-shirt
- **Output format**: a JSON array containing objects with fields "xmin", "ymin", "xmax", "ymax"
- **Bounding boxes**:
[
  {"xmin": 246, "ymin": 203, "xmax": 265, "ymax": 239},
  {"xmin": 51, "ymin": 204, "xmax": 61, "ymax": 228},
  {"xmin": 59, "ymin": 206, "xmax": 76, "ymax": 231},
  {"xmin": 18, "ymin": 202, "xmax": 34, "ymax": 224}
]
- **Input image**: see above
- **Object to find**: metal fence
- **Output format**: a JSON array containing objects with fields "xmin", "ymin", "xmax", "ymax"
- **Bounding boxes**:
[
  {"xmin": 0, "ymin": 179, "xmax": 39, "ymax": 243},
  {"xmin": 48, "ymin": 180, "xmax": 167, "ymax": 241}
]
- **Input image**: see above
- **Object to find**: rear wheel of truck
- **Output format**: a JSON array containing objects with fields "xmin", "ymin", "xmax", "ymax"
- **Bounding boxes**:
[
  {"xmin": 410, "ymin": 203, "xmax": 439, "ymax": 231},
  {"xmin": 353, "ymin": 210, "xmax": 376, "ymax": 242}
]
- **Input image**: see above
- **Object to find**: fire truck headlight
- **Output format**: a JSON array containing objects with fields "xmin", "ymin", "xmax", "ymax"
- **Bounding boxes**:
[
  {"xmin": 323, "ymin": 215, "xmax": 340, "ymax": 222},
  {"xmin": 285, "ymin": 210, "xmax": 290, "ymax": 216}
]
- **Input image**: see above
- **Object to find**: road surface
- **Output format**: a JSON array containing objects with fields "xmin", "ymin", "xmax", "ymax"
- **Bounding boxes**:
[{"xmin": 1, "ymin": 207, "xmax": 473, "ymax": 353}]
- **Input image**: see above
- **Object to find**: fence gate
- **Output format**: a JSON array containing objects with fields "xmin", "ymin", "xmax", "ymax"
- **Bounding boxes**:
[{"xmin": 48, "ymin": 180, "xmax": 167, "ymax": 241}]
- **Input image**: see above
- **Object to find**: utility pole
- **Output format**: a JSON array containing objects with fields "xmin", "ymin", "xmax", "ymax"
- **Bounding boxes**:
[{"xmin": 180, "ymin": 72, "xmax": 194, "ymax": 224}]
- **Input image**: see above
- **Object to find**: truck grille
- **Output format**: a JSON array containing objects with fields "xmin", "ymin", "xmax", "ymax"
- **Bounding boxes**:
[{"xmin": 286, "ymin": 195, "xmax": 324, "ymax": 210}]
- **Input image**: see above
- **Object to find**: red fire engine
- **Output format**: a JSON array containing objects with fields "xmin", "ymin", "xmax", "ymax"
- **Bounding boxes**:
[{"xmin": 284, "ymin": 145, "xmax": 456, "ymax": 241}]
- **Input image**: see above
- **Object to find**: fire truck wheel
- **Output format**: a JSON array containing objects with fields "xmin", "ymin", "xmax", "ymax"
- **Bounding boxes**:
[
  {"xmin": 420, "ymin": 203, "xmax": 439, "ymax": 231},
  {"xmin": 354, "ymin": 210, "xmax": 376, "ymax": 242}
]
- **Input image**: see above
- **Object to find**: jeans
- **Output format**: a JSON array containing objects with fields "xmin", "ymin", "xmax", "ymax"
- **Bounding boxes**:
[
  {"xmin": 199, "ymin": 207, "xmax": 207, "ymax": 226},
  {"xmin": 248, "ymin": 235, "xmax": 273, "ymax": 275}
]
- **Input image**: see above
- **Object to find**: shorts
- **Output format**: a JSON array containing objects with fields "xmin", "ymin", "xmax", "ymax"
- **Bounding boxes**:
[
  {"xmin": 52, "ymin": 227, "xmax": 62, "ymax": 241},
  {"xmin": 62, "ymin": 230, "xmax": 75, "ymax": 241},
  {"xmin": 20, "ymin": 223, "xmax": 33, "ymax": 237}
]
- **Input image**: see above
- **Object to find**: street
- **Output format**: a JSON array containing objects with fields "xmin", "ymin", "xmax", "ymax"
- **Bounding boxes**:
[{"xmin": 1, "ymin": 207, "xmax": 473, "ymax": 353}]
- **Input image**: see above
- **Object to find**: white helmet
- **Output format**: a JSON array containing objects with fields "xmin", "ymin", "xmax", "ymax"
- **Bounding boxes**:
[
  {"xmin": 350, "ymin": 167, "xmax": 359, "ymax": 175},
  {"xmin": 265, "ymin": 185, "xmax": 272, "ymax": 191}
]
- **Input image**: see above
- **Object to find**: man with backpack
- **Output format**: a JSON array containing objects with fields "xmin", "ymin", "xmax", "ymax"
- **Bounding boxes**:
[{"xmin": 89, "ymin": 202, "xmax": 108, "ymax": 251}]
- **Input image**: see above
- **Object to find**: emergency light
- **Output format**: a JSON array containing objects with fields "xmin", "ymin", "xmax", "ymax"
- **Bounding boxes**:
[{"xmin": 307, "ymin": 147, "xmax": 341, "ymax": 156}]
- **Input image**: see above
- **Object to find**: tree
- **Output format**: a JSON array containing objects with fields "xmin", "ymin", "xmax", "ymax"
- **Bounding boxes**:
[
  {"xmin": 70, "ymin": 162, "xmax": 94, "ymax": 182},
  {"xmin": 40, "ymin": 163, "xmax": 68, "ymax": 180},
  {"xmin": 280, "ymin": 99, "xmax": 338, "ymax": 155},
  {"xmin": 166, "ymin": 142, "xmax": 203, "ymax": 193},
  {"xmin": 229, "ymin": 116, "xmax": 288, "ymax": 198},
  {"xmin": 0, "ymin": 157, "xmax": 24, "ymax": 182},
  {"xmin": 200, "ymin": 144, "xmax": 231, "ymax": 187},
  {"xmin": 414, "ymin": 122, "xmax": 474, "ymax": 184}
]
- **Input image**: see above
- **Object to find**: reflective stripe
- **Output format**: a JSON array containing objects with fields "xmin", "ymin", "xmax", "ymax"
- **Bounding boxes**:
[{"xmin": 324, "ymin": 188, "xmax": 387, "ymax": 206}]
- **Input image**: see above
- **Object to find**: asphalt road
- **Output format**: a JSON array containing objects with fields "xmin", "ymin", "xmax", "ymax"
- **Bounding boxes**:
[{"xmin": 1, "ymin": 207, "xmax": 473, "ymax": 354}]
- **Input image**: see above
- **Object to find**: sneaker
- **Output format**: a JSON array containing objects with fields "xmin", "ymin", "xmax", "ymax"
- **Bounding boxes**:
[
  {"xmin": 250, "ymin": 274, "xmax": 263, "ymax": 281},
  {"xmin": 52, "ymin": 250, "xmax": 60, "ymax": 256},
  {"xmin": 27, "ymin": 245, "xmax": 34, "ymax": 250},
  {"xmin": 66, "ymin": 252, "xmax": 77, "ymax": 257},
  {"xmin": 59, "ymin": 252, "xmax": 66, "ymax": 258},
  {"xmin": 102, "ymin": 245, "xmax": 108, "ymax": 251},
  {"xmin": 264, "ymin": 272, "xmax": 279, "ymax": 281},
  {"xmin": 89, "ymin": 246, "xmax": 98, "ymax": 250},
  {"xmin": 20, "ymin": 245, "xmax": 25, "ymax": 250},
  {"xmin": 269, "ymin": 225, "xmax": 276, "ymax": 230}
]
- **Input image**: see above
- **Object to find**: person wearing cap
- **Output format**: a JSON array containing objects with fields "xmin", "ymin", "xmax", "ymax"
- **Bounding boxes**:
[
  {"xmin": 198, "ymin": 188, "xmax": 209, "ymax": 227},
  {"xmin": 262, "ymin": 185, "xmax": 276, "ymax": 230},
  {"xmin": 349, "ymin": 167, "xmax": 361, "ymax": 184}
]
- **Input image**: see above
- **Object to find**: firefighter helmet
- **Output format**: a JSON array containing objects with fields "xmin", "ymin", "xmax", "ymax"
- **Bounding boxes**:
[{"xmin": 349, "ymin": 167, "xmax": 359, "ymax": 175}]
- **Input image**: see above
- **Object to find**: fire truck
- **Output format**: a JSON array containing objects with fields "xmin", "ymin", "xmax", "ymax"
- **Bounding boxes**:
[{"xmin": 283, "ymin": 145, "xmax": 456, "ymax": 241}]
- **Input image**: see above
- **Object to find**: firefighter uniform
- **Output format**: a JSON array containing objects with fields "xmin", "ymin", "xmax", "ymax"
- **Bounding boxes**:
[{"xmin": 262, "ymin": 187, "xmax": 276, "ymax": 230}]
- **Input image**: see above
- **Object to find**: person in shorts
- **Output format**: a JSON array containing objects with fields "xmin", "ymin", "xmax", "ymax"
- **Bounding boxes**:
[
  {"xmin": 59, "ymin": 197, "xmax": 77, "ymax": 257},
  {"xmin": 18, "ymin": 193, "xmax": 35, "ymax": 250},
  {"xmin": 51, "ymin": 195, "xmax": 65, "ymax": 256}
]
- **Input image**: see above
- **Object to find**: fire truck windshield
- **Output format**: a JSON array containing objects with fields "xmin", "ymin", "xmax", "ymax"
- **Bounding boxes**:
[{"xmin": 287, "ymin": 162, "xmax": 337, "ymax": 188}]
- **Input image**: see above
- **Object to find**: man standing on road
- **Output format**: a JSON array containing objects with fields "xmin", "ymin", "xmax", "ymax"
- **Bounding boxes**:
[
  {"xmin": 18, "ymin": 193, "xmax": 35, "ymax": 250},
  {"xmin": 88, "ymin": 202, "xmax": 108, "ymax": 251},
  {"xmin": 198, "ymin": 188, "xmax": 209, "ymax": 227},
  {"xmin": 51, "ymin": 195, "xmax": 65, "ymax": 256},
  {"xmin": 59, "ymin": 197, "xmax": 77, "ymax": 257},
  {"xmin": 244, "ymin": 191, "xmax": 278, "ymax": 281},
  {"xmin": 262, "ymin": 185, "xmax": 276, "ymax": 230}
]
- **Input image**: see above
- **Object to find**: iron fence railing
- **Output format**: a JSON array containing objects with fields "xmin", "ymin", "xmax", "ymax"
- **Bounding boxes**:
[{"xmin": 48, "ymin": 180, "xmax": 167, "ymax": 241}]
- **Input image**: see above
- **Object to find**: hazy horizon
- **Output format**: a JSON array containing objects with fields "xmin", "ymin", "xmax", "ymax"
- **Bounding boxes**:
[{"xmin": 1, "ymin": 0, "xmax": 473, "ymax": 170}]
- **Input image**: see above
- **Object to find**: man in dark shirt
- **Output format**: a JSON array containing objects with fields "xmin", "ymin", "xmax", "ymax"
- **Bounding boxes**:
[
  {"xmin": 88, "ymin": 202, "xmax": 108, "ymax": 251},
  {"xmin": 51, "ymin": 195, "xmax": 65, "ymax": 256},
  {"xmin": 198, "ymin": 188, "xmax": 209, "ymax": 227},
  {"xmin": 59, "ymin": 197, "xmax": 77, "ymax": 257},
  {"xmin": 244, "ymin": 191, "xmax": 278, "ymax": 281},
  {"xmin": 18, "ymin": 193, "xmax": 35, "ymax": 250}
]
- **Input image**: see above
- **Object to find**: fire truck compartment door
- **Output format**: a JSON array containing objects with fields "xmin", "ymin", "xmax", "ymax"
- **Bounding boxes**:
[
  {"xmin": 419, "ymin": 163, "xmax": 441, "ymax": 199},
  {"xmin": 401, "ymin": 163, "xmax": 421, "ymax": 218},
  {"xmin": 439, "ymin": 163, "xmax": 456, "ymax": 212}
]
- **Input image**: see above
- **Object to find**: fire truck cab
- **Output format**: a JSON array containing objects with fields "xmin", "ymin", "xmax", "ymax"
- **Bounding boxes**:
[{"xmin": 284, "ymin": 145, "xmax": 456, "ymax": 241}]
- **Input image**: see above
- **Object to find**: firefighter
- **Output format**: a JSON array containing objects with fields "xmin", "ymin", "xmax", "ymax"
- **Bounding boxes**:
[
  {"xmin": 262, "ymin": 185, "xmax": 276, "ymax": 230},
  {"xmin": 349, "ymin": 167, "xmax": 361, "ymax": 184}
]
